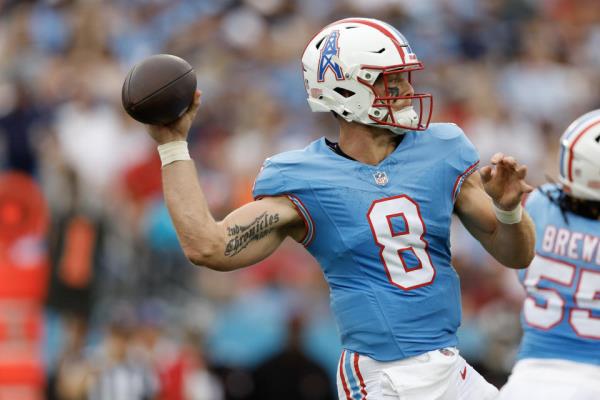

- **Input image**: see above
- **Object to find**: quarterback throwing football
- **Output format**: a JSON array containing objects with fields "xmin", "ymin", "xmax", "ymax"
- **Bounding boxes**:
[{"xmin": 146, "ymin": 18, "xmax": 535, "ymax": 400}]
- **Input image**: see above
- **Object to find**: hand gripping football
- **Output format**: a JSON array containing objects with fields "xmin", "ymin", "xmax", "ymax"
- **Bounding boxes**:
[{"xmin": 122, "ymin": 54, "xmax": 197, "ymax": 125}]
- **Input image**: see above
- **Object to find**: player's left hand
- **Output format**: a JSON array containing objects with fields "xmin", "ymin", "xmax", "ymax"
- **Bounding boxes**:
[{"xmin": 479, "ymin": 153, "xmax": 534, "ymax": 211}]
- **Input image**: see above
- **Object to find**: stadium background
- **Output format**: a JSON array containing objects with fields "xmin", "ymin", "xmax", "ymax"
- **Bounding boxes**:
[{"xmin": 0, "ymin": 0, "xmax": 599, "ymax": 399}]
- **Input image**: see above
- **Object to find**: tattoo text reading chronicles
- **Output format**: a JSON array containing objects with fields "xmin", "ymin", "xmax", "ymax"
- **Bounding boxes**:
[{"xmin": 225, "ymin": 212, "xmax": 280, "ymax": 256}]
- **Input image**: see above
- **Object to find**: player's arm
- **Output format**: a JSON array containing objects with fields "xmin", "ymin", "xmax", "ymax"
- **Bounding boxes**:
[
  {"xmin": 454, "ymin": 153, "xmax": 536, "ymax": 269},
  {"xmin": 162, "ymin": 161, "xmax": 304, "ymax": 271},
  {"xmin": 146, "ymin": 91, "xmax": 305, "ymax": 271}
]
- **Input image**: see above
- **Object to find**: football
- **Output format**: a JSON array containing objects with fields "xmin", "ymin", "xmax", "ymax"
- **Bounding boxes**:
[{"xmin": 121, "ymin": 54, "xmax": 197, "ymax": 125}]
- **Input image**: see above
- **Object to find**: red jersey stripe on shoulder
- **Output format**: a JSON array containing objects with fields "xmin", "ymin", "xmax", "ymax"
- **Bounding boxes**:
[
  {"xmin": 254, "ymin": 194, "xmax": 315, "ymax": 247},
  {"xmin": 452, "ymin": 160, "xmax": 480, "ymax": 202},
  {"xmin": 286, "ymin": 194, "xmax": 315, "ymax": 247}
]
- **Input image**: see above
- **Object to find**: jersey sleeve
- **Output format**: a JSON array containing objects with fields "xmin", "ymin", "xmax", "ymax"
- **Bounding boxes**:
[
  {"xmin": 252, "ymin": 158, "xmax": 286, "ymax": 199},
  {"xmin": 448, "ymin": 125, "xmax": 480, "ymax": 202},
  {"xmin": 252, "ymin": 157, "xmax": 315, "ymax": 247}
]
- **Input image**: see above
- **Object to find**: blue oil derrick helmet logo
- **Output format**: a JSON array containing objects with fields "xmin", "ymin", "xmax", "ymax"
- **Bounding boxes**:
[{"xmin": 318, "ymin": 30, "xmax": 345, "ymax": 82}]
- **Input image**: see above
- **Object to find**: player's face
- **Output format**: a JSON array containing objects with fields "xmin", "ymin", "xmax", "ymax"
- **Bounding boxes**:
[{"xmin": 373, "ymin": 72, "xmax": 414, "ymax": 111}]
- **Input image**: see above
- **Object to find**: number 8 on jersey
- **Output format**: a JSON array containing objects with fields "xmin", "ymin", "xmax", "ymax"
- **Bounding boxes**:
[{"xmin": 367, "ymin": 195, "xmax": 436, "ymax": 290}]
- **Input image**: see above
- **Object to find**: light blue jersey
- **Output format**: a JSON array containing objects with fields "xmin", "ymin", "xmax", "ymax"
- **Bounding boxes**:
[
  {"xmin": 518, "ymin": 184, "xmax": 600, "ymax": 366},
  {"xmin": 253, "ymin": 123, "xmax": 479, "ymax": 361}
]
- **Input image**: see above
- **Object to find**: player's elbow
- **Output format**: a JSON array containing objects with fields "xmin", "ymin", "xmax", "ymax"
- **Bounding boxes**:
[
  {"xmin": 521, "ymin": 247, "xmax": 536, "ymax": 268},
  {"xmin": 503, "ymin": 259, "xmax": 530, "ymax": 269},
  {"xmin": 507, "ymin": 233, "xmax": 536, "ymax": 269},
  {"xmin": 183, "ymin": 243, "xmax": 229, "ymax": 272},
  {"xmin": 185, "ymin": 252, "xmax": 229, "ymax": 272},
  {"xmin": 503, "ymin": 249, "xmax": 535, "ymax": 269}
]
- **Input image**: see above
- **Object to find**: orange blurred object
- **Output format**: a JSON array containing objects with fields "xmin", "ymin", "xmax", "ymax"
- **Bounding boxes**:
[
  {"xmin": 0, "ymin": 172, "xmax": 48, "ymax": 245},
  {"xmin": 0, "ymin": 172, "xmax": 48, "ymax": 397}
]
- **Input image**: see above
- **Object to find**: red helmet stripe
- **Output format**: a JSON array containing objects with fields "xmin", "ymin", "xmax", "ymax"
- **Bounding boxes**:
[
  {"xmin": 328, "ymin": 18, "xmax": 406, "ymax": 63},
  {"xmin": 567, "ymin": 120, "xmax": 600, "ymax": 181}
]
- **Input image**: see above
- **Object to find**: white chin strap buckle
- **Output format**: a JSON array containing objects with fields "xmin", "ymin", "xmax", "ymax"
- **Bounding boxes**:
[
  {"xmin": 366, "ymin": 106, "xmax": 420, "ymax": 135},
  {"xmin": 387, "ymin": 107, "xmax": 420, "ymax": 135},
  {"xmin": 393, "ymin": 107, "xmax": 419, "ymax": 129}
]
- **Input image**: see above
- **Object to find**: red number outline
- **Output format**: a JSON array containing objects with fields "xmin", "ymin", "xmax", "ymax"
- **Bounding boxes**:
[{"xmin": 367, "ymin": 194, "xmax": 436, "ymax": 290}]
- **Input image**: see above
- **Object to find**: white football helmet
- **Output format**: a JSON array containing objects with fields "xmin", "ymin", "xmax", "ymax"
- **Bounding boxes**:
[
  {"xmin": 301, "ymin": 18, "xmax": 432, "ymax": 135},
  {"xmin": 558, "ymin": 109, "xmax": 600, "ymax": 201}
]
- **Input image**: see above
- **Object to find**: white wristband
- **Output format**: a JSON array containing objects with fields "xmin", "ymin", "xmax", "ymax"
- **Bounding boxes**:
[
  {"xmin": 494, "ymin": 203, "xmax": 523, "ymax": 224},
  {"xmin": 157, "ymin": 141, "xmax": 191, "ymax": 167}
]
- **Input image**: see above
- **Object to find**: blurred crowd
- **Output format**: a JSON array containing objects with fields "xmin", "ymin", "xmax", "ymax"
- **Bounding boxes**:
[{"xmin": 1, "ymin": 0, "xmax": 599, "ymax": 399}]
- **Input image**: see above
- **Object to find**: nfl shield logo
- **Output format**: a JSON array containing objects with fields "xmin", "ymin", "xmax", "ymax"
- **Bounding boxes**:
[{"xmin": 373, "ymin": 171, "xmax": 388, "ymax": 186}]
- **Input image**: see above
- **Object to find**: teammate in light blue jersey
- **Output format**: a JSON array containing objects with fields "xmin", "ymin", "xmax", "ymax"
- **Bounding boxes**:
[
  {"xmin": 144, "ymin": 18, "xmax": 536, "ymax": 400},
  {"xmin": 499, "ymin": 110, "xmax": 600, "ymax": 400}
]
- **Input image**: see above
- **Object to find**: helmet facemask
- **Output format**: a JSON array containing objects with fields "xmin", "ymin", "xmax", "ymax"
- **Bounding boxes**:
[{"xmin": 357, "ymin": 64, "xmax": 432, "ymax": 134}]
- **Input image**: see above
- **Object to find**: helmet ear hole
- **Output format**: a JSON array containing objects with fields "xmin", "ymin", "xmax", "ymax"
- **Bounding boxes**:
[
  {"xmin": 595, "ymin": 134, "xmax": 600, "ymax": 143},
  {"xmin": 333, "ymin": 87, "xmax": 355, "ymax": 98},
  {"xmin": 315, "ymin": 37, "xmax": 326, "ymax": 49}
]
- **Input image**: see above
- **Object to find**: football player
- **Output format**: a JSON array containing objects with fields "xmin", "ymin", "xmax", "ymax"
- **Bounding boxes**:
[
  {"xmin": 499, "ymin": 110, "xmax": 600, "ymax": 400},
  {"xmin": 145, "ymin": 18, "xmax": 535, "ymax": 399}
]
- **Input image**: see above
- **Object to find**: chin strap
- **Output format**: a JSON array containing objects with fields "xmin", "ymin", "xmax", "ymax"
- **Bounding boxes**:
[{"xmin": 387, "ymin": 107, "xmax": 420, "ymax": 135}]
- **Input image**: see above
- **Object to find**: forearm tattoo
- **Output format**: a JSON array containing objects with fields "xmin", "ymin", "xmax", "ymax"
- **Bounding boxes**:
[{"xmin": 224, "ymin": 212, "xmax": 280, "ymax": 257}]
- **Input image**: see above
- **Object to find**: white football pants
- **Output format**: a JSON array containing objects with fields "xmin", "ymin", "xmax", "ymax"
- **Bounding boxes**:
[
  {"xmin": 336, "ymin": 348, "xmax": 498, "ymax": 400},
  {"xmin": 499, "ymin": 358, "xmax": 600, "ymax": 400}
]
